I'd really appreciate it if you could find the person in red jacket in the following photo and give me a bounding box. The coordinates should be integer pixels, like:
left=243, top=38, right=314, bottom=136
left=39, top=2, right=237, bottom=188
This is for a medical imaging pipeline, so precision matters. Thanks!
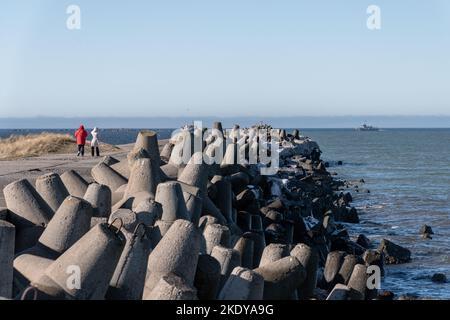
left=74, top=125, right=88, bottom=156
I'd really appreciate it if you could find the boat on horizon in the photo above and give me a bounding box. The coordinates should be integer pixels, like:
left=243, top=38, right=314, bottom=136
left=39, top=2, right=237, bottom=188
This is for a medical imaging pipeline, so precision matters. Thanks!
left=357, top=123, right=380, bottom=131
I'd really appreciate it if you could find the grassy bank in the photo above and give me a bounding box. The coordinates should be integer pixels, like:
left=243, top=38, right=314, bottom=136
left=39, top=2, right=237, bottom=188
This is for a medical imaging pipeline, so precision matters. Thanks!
left=0, top=133, right=119, bottom=160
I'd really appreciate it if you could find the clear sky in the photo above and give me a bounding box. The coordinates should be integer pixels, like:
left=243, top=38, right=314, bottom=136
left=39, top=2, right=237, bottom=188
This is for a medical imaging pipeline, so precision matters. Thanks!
left=0, top=0, right=449, bottom=118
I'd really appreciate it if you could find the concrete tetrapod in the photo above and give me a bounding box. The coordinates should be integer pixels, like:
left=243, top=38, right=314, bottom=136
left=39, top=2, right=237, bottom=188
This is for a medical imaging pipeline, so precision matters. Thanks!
left=143, top=219, right=201, bottom=296
left=290, top=243, right=319, bottom=299
left=198, top=215, right=220, bottom=232
left=0, top=208, right=8, bottom=220
left=107, top=224, right=152, bottom=300
left=91, top=162, right=128, bottom=192
left=326, top=283, right=351, bottom=300
left=3, top=179, right=54, bottom=228
left=4, top=179, right=53, bottom=252
left=183, top=190, right=202, bottom=225
left=210, top=245, right=241, bottom=291
left=259, top=243, right=289, bottom=267
left=132, top=130, right=171, bottom=181
left=194, top=254, right=221, bottom=300
left=254, top=256, right=306, bottom=300
left=144, top=273, right=197, bottom=300
left=35, top=173, right=69, bottom=212
left=246, top=218, right=266, bottom=268
left=203, top=223, right=231, bottom=255
left=60, top=170, right=89, bottom=198
left=133, top=130, right=161, bottom=164
left=322, top=251, right=346, bottom=290
left=127, top=147, right=150, bottom=169
left=337, top=254, right=360, bottom=285
left=111, top=161, right=131, bottom=180
left=38, top=196, right=93, bottom=254
left=0, top=220, right=15, bottom=298
left=31, top=222, right=126, bottom=300
left=160, top=162, right=179, bottom=180
left=347, top=264, right=369, bottom=300
left=217, top=266, right=264, bottom=300
left=250, top=214, right=264, bottom=231
left=13, top=196, right=93, bottom=290
left=236, top=211, right=252, bottom=232
left=13, top=246, right=54, bottom=295
left=212, top=178, right=233, bottom=223
left=125, top=158, right=162, bottom=198
left=160, top=142, right=175, bottom=162
left=83, top=183, right=112, bottom=218
left=133, top=198, right=162, bottom=227
left=221, top=143, right=238, bottom=166
left=154, top=182, right=190, bottom=237
left=111, top=184, right=127, bottom=206
left=202, top=196, right=228, bottom=225
left=177, top=152, right=209, bottom=193
left=108, top=209, right=154, bottom=239
left=112, top=189, right=153, bottom=212
left=233, top=232, right=255, bottom=269
left=102, top=156, right=120, bottom=166
left=179, top=182, right=202, bottom=225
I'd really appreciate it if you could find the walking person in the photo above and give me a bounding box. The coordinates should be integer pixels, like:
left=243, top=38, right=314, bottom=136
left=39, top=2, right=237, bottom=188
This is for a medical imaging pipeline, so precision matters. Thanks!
left=75, top=125, right=88, bottom=156
left=90, top=127, right=100, bottom=157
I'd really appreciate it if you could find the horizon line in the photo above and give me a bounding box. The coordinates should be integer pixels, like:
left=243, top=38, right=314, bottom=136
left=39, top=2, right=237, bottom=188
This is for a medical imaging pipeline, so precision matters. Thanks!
left=2, top=115, right=450, bottom=119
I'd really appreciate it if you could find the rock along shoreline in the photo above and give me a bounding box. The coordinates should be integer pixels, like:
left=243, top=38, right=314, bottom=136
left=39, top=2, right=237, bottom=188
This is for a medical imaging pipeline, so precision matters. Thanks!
left=0, top=122, right=410, bottom=300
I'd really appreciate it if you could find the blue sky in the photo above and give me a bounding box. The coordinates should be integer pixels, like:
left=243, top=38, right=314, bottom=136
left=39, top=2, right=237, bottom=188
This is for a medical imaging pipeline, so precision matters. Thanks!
left=0, top=0, right=449, bottom=118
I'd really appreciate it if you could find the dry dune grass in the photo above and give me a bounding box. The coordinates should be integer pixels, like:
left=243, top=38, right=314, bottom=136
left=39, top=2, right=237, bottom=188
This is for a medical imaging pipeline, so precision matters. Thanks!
left=0, top=133, right=119, bottom=160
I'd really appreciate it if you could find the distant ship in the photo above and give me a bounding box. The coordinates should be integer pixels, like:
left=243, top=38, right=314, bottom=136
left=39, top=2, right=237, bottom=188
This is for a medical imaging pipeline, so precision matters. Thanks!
left=357, top=123, right=380, bottom=131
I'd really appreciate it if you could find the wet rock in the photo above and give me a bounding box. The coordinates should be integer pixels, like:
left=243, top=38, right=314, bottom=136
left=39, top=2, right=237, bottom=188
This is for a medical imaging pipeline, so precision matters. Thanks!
left=419, top=224, right=434, bottom=235
left=431, top=273, right=447, bottom=283
left=362, top=249, right=385, bottom=276
left=375, top=290, right=395, bottom=300
left=335, top=207, right=359, bottom=223
left=343, top=192, right=352, bottom=204
left=356, top=234, right=371, bottom=249
left=378, top=239, right=411, bottom=264
left=420, top=225, right=434, bottom=239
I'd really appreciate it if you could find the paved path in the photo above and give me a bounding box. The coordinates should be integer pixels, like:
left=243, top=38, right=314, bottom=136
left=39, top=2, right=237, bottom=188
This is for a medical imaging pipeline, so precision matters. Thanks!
left=0, top=140, right=167, bottom=207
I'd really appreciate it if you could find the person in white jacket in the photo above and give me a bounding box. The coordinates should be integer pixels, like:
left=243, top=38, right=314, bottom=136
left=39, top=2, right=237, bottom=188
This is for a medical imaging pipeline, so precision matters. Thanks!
left=90, top=127, right=100, bottom=157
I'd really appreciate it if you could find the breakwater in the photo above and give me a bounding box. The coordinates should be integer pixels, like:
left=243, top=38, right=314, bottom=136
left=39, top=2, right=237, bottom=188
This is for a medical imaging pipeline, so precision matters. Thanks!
left=0, top=123, right=415, bottom=300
